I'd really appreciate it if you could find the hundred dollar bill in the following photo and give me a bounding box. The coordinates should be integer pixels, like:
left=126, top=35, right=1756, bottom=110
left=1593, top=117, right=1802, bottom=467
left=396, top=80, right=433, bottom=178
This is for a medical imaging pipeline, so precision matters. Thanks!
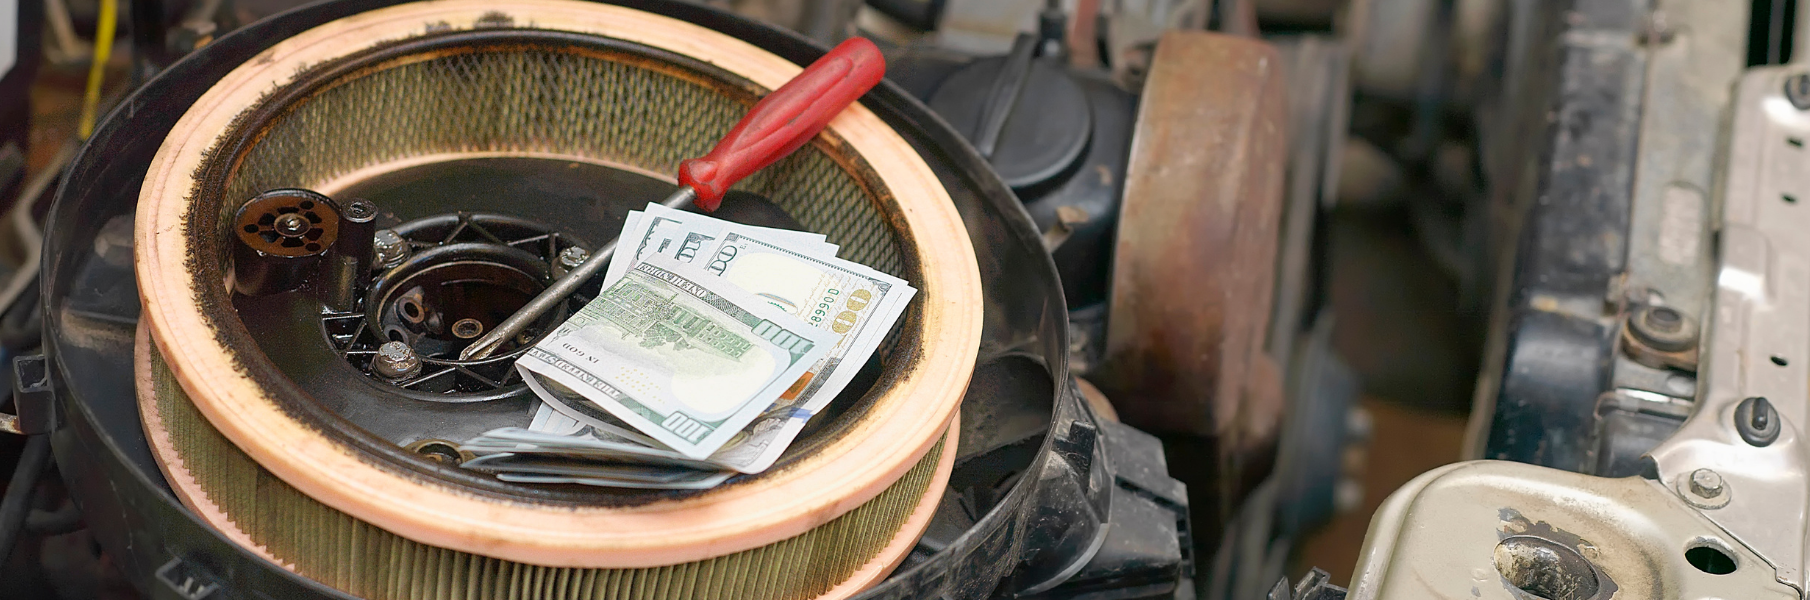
left=516, top=254, right=837, bottom=458
left=522, top=371, right=665, bottom=447
left=528, top=397, right=582, bottom=434
left=459, top=406, right=738, bottom=489
left=461, top=425, right=722, bottom=471
left=501, top=395, right=800, bottom=475
left=463, top=452, right=726, bottom=483
left=519, top=334, right=806, bottom=470
left=562, top=222, right=912, bottom=473
left=496, top=471, right=732, bottom=490
left=602, top=204, right=834, bottom=288
left=688, top=231, right=916, bottom=473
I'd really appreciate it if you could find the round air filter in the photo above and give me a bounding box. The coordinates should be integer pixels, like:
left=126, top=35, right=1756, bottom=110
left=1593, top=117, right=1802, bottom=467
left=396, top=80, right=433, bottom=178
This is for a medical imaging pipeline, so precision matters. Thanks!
left=129, top=1, right=982, bottom=598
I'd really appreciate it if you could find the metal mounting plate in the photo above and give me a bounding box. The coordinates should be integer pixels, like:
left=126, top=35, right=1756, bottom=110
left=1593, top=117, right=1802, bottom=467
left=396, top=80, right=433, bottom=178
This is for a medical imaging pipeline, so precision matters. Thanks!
left=1647, top=66, right=1810, bottom=592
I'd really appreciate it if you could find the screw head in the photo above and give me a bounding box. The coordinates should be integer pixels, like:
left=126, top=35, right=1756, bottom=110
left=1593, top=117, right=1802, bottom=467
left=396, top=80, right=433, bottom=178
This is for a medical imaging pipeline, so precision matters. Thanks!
left=1789, top=73, right=1810, bottom=110
left=1689, top=469, right=1725, bottom=498
left=344, top=199, right=378, bottom=222
left=273, top=213, right=311, bottom=238
left=372, top=341, right=422, bottom=380
left=558, top=246, right=590, bottom=269
left=373, top=229, right=409, bottom=267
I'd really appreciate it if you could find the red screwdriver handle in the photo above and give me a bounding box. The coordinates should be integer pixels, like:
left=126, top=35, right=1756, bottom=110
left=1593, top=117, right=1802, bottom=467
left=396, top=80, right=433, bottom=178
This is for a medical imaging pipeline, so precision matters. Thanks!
left=678, top=37, right=886, bottom=211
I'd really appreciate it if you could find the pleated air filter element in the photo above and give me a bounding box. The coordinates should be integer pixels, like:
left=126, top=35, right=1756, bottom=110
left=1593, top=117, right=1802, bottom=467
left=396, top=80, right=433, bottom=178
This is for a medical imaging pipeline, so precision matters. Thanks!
left=143, top=341, right=948, bottom=600
left=130, top=2, right=983, bottom=599
left=216, top=44, right=904, bottom=277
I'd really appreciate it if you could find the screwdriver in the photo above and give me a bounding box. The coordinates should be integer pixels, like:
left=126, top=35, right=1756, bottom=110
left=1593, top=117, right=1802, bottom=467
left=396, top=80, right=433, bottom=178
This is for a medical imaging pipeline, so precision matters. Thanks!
left=461, top=37, right=888, bottom=361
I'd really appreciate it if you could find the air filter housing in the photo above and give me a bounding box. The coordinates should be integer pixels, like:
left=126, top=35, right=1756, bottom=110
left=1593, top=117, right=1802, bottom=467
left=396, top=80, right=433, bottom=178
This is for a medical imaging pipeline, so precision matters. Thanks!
left=44, top=1, right=1128, bottom=599
left=126, top=1, right=983, bottom=598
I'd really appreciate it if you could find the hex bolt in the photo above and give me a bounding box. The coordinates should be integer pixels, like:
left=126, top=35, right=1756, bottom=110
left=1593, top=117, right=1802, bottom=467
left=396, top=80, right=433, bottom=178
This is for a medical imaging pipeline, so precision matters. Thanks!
left=373, top=229, right=409, bottom=268
left=1788, top=73, right=1810, bottom=111
left=558, top=246, right=590, bottom=270
left=1688, top=469, right=1725, bottom=499
left=372, top=341, right=422, bottom=380
left=274, top=213, right=310, bottom=238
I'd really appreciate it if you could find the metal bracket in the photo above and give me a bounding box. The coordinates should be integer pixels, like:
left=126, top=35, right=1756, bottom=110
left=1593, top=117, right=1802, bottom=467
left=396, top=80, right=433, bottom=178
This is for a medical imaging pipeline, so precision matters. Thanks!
left=1647, top=66, right=1810, bottom=592
left=154, top=557, right=222, bottom=600
left=1271, top=568, right=1346, bottom=600
left=1, top=355, right=57, bottom=435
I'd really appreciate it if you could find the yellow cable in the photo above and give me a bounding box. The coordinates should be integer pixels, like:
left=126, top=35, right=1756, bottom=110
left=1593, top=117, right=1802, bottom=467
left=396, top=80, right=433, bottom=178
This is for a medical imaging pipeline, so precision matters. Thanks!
left=77, top=0, right=118, bottom=140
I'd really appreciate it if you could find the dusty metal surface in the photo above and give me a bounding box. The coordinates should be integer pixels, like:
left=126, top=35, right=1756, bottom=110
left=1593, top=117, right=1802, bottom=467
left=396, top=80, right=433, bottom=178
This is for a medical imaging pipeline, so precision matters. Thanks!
left=1464, top=0, right=1647, bottom=470
left=1095, top=30, right=1287, bottom=513
left=1646, top=65, right=1810, bottom=592
left=1347, top=461, right=1798, bottom=600
left=1603, top=0, right=1747, bottom=418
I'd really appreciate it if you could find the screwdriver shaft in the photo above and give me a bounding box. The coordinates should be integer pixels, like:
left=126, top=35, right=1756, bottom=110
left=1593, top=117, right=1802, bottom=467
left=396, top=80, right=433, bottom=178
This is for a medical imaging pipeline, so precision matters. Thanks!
left=460, top=187, right=696, bottom=360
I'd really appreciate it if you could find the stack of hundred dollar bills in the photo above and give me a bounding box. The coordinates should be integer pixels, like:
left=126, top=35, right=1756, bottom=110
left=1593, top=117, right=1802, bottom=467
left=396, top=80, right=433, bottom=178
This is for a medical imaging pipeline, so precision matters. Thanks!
left=458, top=203, right=915, bottom=489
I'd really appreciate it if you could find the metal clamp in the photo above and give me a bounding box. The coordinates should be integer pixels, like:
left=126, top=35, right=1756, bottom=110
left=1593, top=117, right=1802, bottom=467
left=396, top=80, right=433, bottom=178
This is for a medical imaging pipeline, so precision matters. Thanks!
left=0, top=355, right=57, bottom=436
left=155, top=556, right=222, bottom=600
left=1271, top=568, right=1346, bottom=600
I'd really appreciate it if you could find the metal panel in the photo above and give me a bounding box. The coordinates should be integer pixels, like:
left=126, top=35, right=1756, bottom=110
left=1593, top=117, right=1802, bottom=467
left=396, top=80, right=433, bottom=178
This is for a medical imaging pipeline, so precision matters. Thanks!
left=1468, top=0, right=1646, bottom=470
left=1345, top=461, right=1798, bottom=600
left=1608, top=0, right=1748, bottom=398
left=1647, top=66, right=1810, bottom=593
